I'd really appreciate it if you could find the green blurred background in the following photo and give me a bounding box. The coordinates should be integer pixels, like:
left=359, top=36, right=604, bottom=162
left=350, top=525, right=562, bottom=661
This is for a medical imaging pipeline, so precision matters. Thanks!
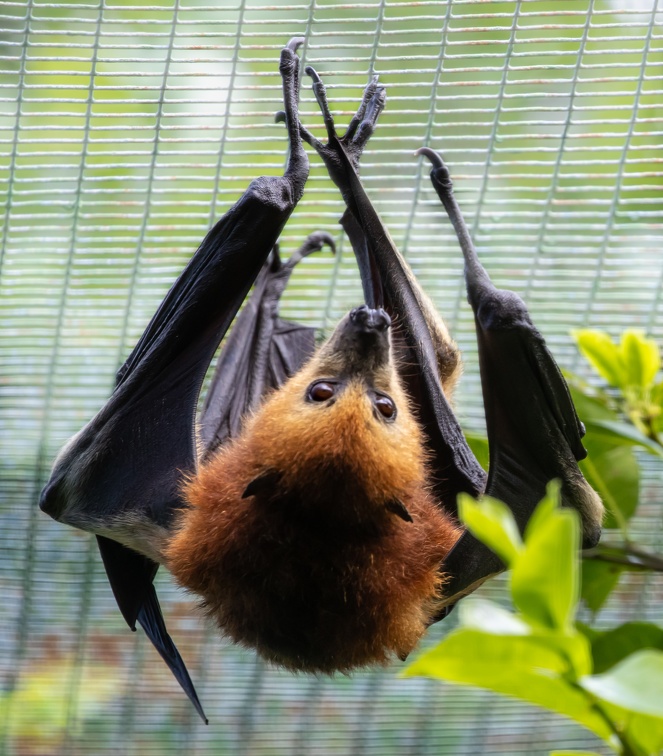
left=1, top=0, right=662, bottom=753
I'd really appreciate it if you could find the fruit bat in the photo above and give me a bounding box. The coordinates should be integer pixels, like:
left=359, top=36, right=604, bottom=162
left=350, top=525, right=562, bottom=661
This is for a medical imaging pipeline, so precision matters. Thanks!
left=38, top=39, right=604, bottom=722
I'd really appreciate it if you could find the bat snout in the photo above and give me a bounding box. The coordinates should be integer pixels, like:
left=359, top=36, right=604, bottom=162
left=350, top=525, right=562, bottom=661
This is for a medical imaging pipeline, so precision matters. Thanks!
left=349, top=305, right=391, bottom=333
left=322, top=305, right=393, bottom=376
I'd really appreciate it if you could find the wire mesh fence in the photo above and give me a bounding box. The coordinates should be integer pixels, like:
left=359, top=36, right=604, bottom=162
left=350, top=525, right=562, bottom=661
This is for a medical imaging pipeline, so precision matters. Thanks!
left=1, top=0, right=662, bottom=753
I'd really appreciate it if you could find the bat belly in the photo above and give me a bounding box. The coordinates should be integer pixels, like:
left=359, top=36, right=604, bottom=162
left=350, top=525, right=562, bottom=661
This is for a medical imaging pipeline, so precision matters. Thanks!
left=164, top=441, right=459, bottom=673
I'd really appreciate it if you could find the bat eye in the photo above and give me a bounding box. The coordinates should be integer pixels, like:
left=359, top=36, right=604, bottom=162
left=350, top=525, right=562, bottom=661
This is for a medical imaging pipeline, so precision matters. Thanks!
left=308, top=381, right=336, bottom=402
left=374, top=394, right=396, bottom=420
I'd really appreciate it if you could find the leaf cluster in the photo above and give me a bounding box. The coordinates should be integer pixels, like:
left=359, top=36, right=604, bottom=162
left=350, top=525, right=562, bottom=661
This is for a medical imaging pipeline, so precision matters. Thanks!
left=563, top=331, right=663, bottom=611
left=405, top=487, right=663, bottom=756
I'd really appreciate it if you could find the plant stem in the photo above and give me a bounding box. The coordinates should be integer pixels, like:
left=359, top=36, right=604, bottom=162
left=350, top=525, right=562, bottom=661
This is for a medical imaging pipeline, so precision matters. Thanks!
left=591, top=700, right=642, bottom=756
left=583, top=543, right=663, bottom=572
left=573, top=685, right=643, bottom=756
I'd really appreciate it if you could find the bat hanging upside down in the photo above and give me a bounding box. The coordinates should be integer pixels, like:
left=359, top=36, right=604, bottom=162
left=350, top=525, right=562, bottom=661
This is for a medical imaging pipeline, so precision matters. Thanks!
left=166, top=304, right=461, bottom=674
left=39, top=38, right=603, bottom=722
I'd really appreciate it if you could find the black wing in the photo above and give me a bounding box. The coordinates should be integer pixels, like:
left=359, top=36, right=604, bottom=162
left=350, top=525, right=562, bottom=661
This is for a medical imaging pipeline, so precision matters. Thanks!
left=39, top=38, right=310, bottom=721
left=199, top=231, right=334, bottom=458
left=418, top=147, right=603, bottom=604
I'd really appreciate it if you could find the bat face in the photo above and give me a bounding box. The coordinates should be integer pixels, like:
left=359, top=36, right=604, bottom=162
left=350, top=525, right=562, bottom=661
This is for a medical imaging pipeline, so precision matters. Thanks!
left=165, top=306, right=461, bottom=673
left=243, top=304, right=429, bottom=506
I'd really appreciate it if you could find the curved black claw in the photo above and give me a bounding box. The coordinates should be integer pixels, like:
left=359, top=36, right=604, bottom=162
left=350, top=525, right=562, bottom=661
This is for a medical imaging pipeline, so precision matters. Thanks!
left=415, top=146, right=444, bottom=169
left=286, top=36, right=305, bottom=53
left=301, top=66, right=386, bottom=169
left=346, top=76, right=379, bottom=142
left=287, top=230, right=335, bottom=267
left=415, top=146, right=453, bottom=190
left=350, top=77, right=385, bottom=153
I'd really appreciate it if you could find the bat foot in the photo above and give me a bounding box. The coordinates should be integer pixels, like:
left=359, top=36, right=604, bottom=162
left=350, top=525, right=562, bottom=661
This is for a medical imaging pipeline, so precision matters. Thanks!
left=287, top=231, right=336, bottom=265
left=416, top=147, right=452, bottom=190
left=286, top=36, right=305, bottom=53
left=279, top=39, right=309, bottom=199
left=298, top=66, right=386, bottom=194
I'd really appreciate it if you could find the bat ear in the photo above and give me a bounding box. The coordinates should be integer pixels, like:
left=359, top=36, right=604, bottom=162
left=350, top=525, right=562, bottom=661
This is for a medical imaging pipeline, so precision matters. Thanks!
left=242, top=470, right=282, bottom=499
left=385, top=498, right=413, bottom=523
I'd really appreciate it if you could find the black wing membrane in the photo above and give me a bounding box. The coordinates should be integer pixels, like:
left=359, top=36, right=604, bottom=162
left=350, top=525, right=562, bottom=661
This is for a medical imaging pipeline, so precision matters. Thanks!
left=39, top=38, right=310, bottom=721
left=418, top=147, right=602, bottom=604
left=199, top=231, right=334, bottom=459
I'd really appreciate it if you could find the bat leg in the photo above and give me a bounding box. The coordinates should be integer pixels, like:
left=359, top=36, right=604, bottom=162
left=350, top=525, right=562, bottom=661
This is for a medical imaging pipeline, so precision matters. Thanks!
left=419, top=147, right=603, bottom=608
left=298, top=67, right=386, bottom=189
left=300, top=70, right=462, bottom=394
left=280, top=38, right=309, bottom=187
left=300, top=71, right=486, bottom=507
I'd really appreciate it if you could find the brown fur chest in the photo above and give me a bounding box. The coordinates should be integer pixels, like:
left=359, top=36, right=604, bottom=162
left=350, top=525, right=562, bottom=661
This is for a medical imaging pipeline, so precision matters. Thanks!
left=165, top=447, right=459, bottom=673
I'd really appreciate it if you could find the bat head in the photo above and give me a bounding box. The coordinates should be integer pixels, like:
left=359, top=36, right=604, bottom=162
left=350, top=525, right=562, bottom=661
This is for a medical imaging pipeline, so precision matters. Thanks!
left=240, top=304, right=429, bottom=509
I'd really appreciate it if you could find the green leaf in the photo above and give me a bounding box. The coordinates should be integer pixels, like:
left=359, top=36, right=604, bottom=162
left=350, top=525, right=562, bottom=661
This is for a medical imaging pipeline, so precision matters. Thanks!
left=567, top=381, right=617, bottom=423
left=572, top=330, right=626, bottom=388
left=585, top=622, right=663, bottom=675
left=404, top=627, right=612, bottom=741
left=580, top=558, right=624, bottom=613
left=459, top=599, right=591, bottom=676
left=580, top=437, right=639, bottom=533
left=511, top=506, right=579, bottom=632
left=580, top=649, right=663, bottom=717
left=550, top=752, right=604, bottom=756
left=457, top=493, right=522, bottom=567
left=566, top=380, right=655, bottom=458
left=524, top=480, right=560, bottom=542
left=620, top=330, right=660, bottom=389
left=459, top=598, right=530, bottom=635
left=583, top=418, right=663, bottom=458
left=465, top=431, right=489, bottom=472
left=623, top=711, right=663, bottom=755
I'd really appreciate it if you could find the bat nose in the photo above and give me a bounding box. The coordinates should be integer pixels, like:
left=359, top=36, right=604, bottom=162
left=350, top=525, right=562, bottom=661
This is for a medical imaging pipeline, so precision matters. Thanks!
left=350, top=305, right=391, bottom=332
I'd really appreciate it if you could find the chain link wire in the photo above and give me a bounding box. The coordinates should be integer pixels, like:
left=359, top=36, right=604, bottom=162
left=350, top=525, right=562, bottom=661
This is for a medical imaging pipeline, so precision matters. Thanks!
left=1, top=1, right=662, bottom=753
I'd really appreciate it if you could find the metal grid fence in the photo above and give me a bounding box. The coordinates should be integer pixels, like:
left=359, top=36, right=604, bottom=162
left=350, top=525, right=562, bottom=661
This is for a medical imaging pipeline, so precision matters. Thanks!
left=1, top=1, right=662, bottom=754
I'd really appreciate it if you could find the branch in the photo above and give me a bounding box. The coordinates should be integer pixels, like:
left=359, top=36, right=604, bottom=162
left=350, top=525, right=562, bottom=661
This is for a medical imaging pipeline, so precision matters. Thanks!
left=583, top=543, right=663, bottom=573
